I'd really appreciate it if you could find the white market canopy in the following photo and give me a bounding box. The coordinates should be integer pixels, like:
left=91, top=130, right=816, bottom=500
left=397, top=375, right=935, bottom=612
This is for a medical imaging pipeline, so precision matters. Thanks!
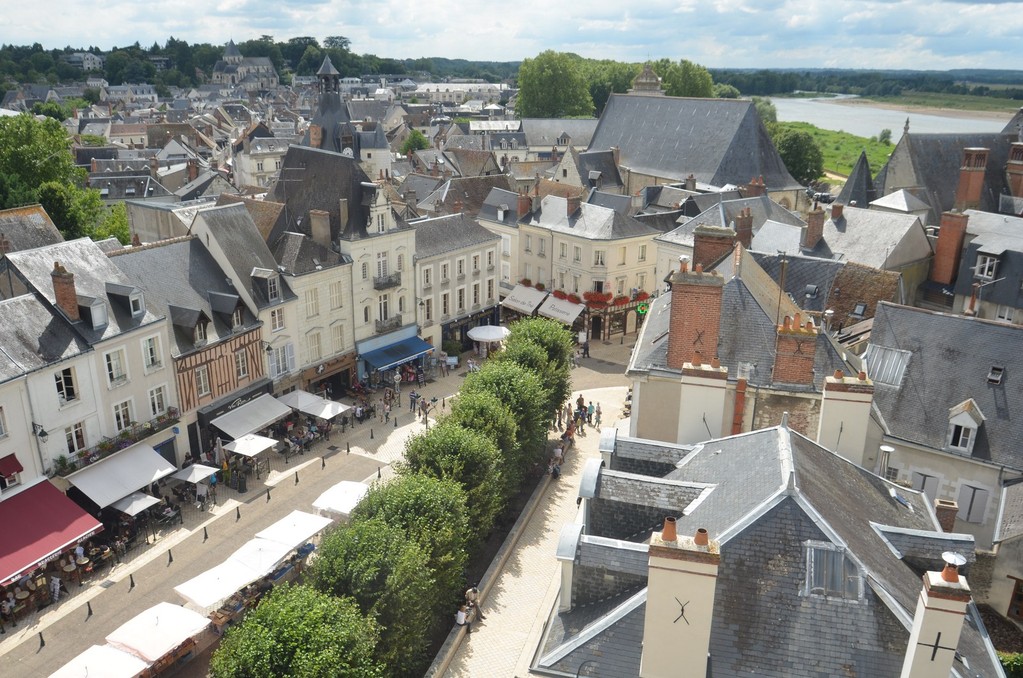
left=277, top=390, right=350, bottom=420
left=110, top=491, right=162, bottom=517
left=174, top=561, right=263, bottom=610
left=313, top=481, right=370, bottom=519
left=537, top=296, right=585, bottom=324
left=467, top=324, right=510, bottom=343
left=50, top=644, right=149, bottom=678
left=223, top=434, right=278, bottom=458
left=501, top=284, right=548, bottom=315
left=170, top=463, right=219, bottom=484
left=66, top=444, right=176, bottom=509
left=105, top=602, right=211, bottom=663
left=210, top=393, right=291, bottom=439
left=225, top=538, right=293, bottom=579
left=255, top=510, right=332, bottom=548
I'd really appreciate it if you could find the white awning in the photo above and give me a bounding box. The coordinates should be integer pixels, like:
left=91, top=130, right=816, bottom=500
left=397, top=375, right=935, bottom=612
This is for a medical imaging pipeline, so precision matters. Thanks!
left=170, top=463, right=219, bottom=484
left=66, top=444, right=176, bottom=509
left=223, top=434, right=278, bottom=458
left=210, top=393, right=291, bottom=439
left=277, top=390, right=351, bottom=420
left=255, top=510, right=331, bottom=548
left=105, top=602, right=211, bottom=663
left=50, top=644, right=149, bottom=678
left=225, top=538, right=293, bottom=578
left=501, top=284, right=548, bottom=315
left=110, top=492, right=162, bottom=516
left=313, top=481, right=370, bottom=519
left=537, top=296, right=585, bottom=324
left=174, top=561, right=262, bottom=610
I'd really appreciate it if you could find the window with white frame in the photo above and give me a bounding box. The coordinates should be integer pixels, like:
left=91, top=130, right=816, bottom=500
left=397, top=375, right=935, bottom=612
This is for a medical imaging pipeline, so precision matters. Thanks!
left=523, top=263, right=531, bottom=281
left=129, top=292, right=144, bottom=316
left=501, top=235, right=511, bottom=256
left=194, top=322, right=207, bottom=345
left=573, top=275, right=580, bottom=293
left=442, top=293, right=450, bottom=316
left=538, top=239, right=546, bottom=256
left=0, top=406, right=6, bottom=438
left=271, top=308, right=285, bottom=331
left=996, top=305, right=1015, bottom=323
left=594, top=250, right=605, bottom=266
left=524, top=235, right=532, bottom=252
left=948, top=424, right=974, bottom=452
left=560, top=243, right=567, bottom=259
left=65, top=422, right=86, bottom=455
left=397, top=254, right=404, bottom=272
left=330, top=282, right=343, bottom=310
left=232, top=307, right=244, bottom=330
left=911, top=471, right=940, bottom=503
left=637, top=273, right=646, bottom=290
left=957, top=484, right=990, bottom=524
left=105, top=349, right=128, bottom=386
left=195, top=365, right=211, bottom=396
left=472, top=254, right=480, bottom=271
left=423, top=267, right=432, bottom=287
left=457, top=258, right=465, bottom=277
left=619, top=246, right=627, bottom=265
left=441, top=263, right=449, bottom=281
left=55, top=367, right=78, bottom=403
left=267, top=275, right=281, bottom=301
left=805, top=541, right=861, bottom=600
left=332, top=325, right=344, bottom=352
left=473, top=283, right=480, bottom=306
left=235, top=349, right=248, bottom=379
left=142, top=336, right=162, bottom=370
left=361, top=262, right=369, bottom=280
left=573, top=246, right=581, bottom=263
left=457, top=288, right=466, bottom=311
left=305, top=289, right=320, bottom=318
left=308, top=332, right=322, bottom=362
left=424, top=298, right=433, bottom=321
left=113, top=399, right=133, bottom=432
left=638, top=244, right=647, bottom=262
left=616, top=277, right=626, bottom=295
left=377, top=252, right=389, bottom=278
left=363, top=306, right=370, bottom=323
left=975, top=254, right=999, bottom=280
left=378, top=295, right=390, bottom=321
left=148, top=385, right=167, bottom=417
left=487, top=279, right=494, bottom=301
left=268, top=344, right=295, bottom=378
left=398, top=296, right=406, bottom=314
left=487, top=250, right=494, bottom=268
left=501, top=262, right=511, bottom=283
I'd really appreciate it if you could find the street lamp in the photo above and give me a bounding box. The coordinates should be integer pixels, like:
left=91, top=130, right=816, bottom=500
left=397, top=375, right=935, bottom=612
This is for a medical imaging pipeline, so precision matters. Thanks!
left=32, top=423, right=48, bottom=442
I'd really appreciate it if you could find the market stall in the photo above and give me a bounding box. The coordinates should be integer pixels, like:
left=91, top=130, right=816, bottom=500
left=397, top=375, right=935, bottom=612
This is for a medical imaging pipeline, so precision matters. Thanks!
left=50, top=644, right=149, bottom=678
left=312, top=481, right=370, bottom=522
left=105, top=602, right=211, bottom=670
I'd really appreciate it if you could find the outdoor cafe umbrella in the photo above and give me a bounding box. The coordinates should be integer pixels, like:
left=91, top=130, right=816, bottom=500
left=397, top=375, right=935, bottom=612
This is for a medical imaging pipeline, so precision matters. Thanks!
left=467, top=325, right=510, bottom=343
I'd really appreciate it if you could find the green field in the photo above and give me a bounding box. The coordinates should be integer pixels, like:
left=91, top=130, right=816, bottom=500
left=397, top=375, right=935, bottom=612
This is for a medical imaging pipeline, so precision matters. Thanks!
left=774, top=121, right=894, bottom=179
left=860, top=92, right=1021, bottom=113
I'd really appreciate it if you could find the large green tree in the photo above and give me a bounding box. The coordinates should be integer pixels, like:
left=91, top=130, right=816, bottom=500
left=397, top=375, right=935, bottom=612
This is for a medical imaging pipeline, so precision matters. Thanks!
left=516, top=50, right=594, bottom=118
left=36, top=181, right=103, bottom=240
left=210, top=584, right=382, bottom=678
left=0, top=114, right=82, bottom=195
left=447, top=390, right=519, bottom=501
left=652, top=59, right=714, bottom=98
left=773, top=128, right=825, bottom=185
left=582, top=60, right=640, bottom=115
left=310, top=519, right=436, bottom=676
left=399, top=129, right=430, bottom=155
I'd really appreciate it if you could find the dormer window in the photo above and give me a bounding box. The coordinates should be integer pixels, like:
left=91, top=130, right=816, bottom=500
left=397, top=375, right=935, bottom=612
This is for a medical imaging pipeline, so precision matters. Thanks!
left=232, top=307, right=244, bottom=330
left=947, top=398, right=984, bottom=455
left=194, top=322, right=207, bottom=345
left=129, top=292, right=144, bottom=316
left=267, top=275, right=280, bottom=302
left=975, top=254, right=998, bottom=280
left=804, top=541, right=861, bottom=600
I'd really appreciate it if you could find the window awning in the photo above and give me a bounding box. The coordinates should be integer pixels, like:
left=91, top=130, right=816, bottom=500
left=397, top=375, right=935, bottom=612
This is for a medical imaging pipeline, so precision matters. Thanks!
left=0, top=453, right=24, bottom=477
left=66, top=443, right=176, bottom=509
left=537, top=296, right=585, bottom=324
left=210, top=393, right=291, bottom=439
left=277, top=390, right=351, bottom=420
left=362, top=336, right=434, bottom=372
left=501, top=284, right=548, bottom=315
left=0, top=481, right=103, bottom=585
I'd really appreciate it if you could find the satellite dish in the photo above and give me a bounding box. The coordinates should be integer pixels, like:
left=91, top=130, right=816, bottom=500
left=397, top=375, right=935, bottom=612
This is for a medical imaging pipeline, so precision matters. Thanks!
left=942, top=552, right=967, bottom=568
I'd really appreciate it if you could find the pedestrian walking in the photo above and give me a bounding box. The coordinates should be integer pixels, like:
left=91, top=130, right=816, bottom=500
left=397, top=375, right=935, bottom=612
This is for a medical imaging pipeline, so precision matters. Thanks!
left=576, top=394, right=585, bottom=411
left=384, top=402, right=391, bottom=423
left=465, top=584, right=486, bottom=620
left=582, top=341, right=590, bottom=358
left=587, top=401, right=595, bottom=425
left=409, top=390, right=419, bottom=413
left=595, top=403, right=602, bottom=430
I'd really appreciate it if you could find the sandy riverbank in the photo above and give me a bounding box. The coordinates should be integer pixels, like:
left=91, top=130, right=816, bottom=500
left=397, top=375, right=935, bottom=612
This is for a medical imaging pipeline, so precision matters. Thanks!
left=828, top=97, right=1016, bottom=122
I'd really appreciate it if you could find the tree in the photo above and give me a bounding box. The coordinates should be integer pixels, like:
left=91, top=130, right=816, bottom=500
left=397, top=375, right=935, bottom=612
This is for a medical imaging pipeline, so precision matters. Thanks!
left=399, top=129, right=430, bottom=155
left=653, top=59, right=714, bottom=98
left=878, top=128, right=893, bottom=145
left=713, top=83, right=741, bottom=99
left=582, top=60, right=639, bottom=116
left=36, top=181, right=103, bottom=240
left=773, top=128, right=824, bottom=185
left=310, top=519, right=436, bottom=676
left=324, top=36, right=352, bottom=52
left=210, top=584, right=382, bottom=678
left=0, top=114, right=82, bottom=200
left=447, top=390, right=519, bottom=501
left=751, top=96, right=777, bottom=125
left=502, top=317, right=574, bottom=422
left=516, top=50, right=594, bottom=118
left=92, top=202, right=130, bottom=243
left=399, top=421, right=505, bottom=544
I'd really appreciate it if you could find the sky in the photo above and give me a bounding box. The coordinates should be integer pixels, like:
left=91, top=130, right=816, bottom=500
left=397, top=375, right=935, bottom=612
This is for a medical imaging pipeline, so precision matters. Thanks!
left=4, top=0, right=1022, bottom=71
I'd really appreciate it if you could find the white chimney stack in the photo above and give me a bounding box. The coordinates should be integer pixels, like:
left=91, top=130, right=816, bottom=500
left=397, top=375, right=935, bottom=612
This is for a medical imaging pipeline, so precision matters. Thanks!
left=899, top=552, right=971, bottom=678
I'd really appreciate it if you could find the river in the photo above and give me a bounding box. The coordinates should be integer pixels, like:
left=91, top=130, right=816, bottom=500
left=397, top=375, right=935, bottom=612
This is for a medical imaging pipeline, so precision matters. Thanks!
left=772, top=94, right=1013, bottom=141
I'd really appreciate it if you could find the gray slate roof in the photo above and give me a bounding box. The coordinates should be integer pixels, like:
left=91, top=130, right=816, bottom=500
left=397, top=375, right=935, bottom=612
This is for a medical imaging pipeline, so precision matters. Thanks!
left=520, top=118, right=599, bottom=148
left=952, top=210, right=1023, bottom=307
left=0, top=205, right=64, bottom=251
left=836, top=150, right=876, bottom=207
left=869, top=301, right=1023, bottom=470
left=529, top=195, right=659, bottom=241
left=0, top=293, right=91, bottom=383
left=588, top=94, right=801, bottom=190
left=412, top=212, right=500, bottom=259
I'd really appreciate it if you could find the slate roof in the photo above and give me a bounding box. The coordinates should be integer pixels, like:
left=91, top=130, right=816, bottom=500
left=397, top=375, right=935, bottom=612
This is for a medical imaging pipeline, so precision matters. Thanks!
left=412, top=212, right=500, bottom=259
left=0, top=205, right=64, bottom=251
left=536, top=425, right=1002, bottom=677
left=750, top=251, right=846, bottom=314
left=109, top=237, right=260, bottom=356
left=444, top=147, right=498, bottom=177
left=520, top=118, right=599, bottom=148
left=836, top=150, right=876, bottom=207
left=478, top=187, right=523, bottom=228
left=568, top=148, right=624, bottom=191
left=529, top=195, right=659, bottom=241
left=868, top=302, right=1023, bottom=471
left=270, top=231, right=349, bottom=276
left=870, top=189, right=931, bottom=213
left=661, top=195, right=802, bottom=250
left=0, top=293, right=91, bottom=383
left=952, top=210, right=1023, bottom=307
left=88, top=173, right=173, bottom=201
left=813, top=206, right=926, bottom=269
left=588, top=94, right=801, bottom=190
left=417, top=175, right=515, bottom=216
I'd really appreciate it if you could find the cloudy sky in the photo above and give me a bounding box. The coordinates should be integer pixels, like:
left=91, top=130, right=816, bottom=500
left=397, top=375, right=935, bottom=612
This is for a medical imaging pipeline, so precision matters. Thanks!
left=5, top=0, right=1021, bottom=70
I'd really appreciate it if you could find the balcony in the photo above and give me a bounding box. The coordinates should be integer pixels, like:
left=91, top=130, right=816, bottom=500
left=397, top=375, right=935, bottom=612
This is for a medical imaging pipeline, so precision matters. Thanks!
left=375, top=314, right=402, bottom=334
left=373, top=271, right=401, bottom=290
left=53, top=407, right=180, bottom=476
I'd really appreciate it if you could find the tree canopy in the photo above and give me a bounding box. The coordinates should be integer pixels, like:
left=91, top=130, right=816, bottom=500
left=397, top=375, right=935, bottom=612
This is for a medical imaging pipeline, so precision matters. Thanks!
left=399, top=129, right=430, bottom=156
left=515, top=50, right=594, bottom=118
left=447, top=390, right=519, bottom=500
left=652, top=58, right=715, bottom=98
left=773, top=128, right=825, bottom=185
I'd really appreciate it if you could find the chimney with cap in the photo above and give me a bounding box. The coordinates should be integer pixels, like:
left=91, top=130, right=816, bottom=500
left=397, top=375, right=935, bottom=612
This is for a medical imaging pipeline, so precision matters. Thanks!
left=641, top=522, right=720, bottom=678
left=734, top=207, right=753, bottom=249
left=309, top=209, right=331, bottom=249
left=692, top=224, right=736, bottom=270
left=954, top=147, right=989, bottom=211
left=934, top=499, right=959, bottom=532
left=899, top=553, right=972, bottom=678
left=51, top=261, right=80, bottom=322
left=1007, top=142, right=1023, bottom=198
left=831, top=202, right=844, bottom=221
left=566, top=195, right=581, bottom=217
left=666, top=258, right=724, bottom=370
left=802, top=206, right=825, bottom=250
left=930, top=211, right=969, bottom=286
left=817, top=369, right=874, bottom=463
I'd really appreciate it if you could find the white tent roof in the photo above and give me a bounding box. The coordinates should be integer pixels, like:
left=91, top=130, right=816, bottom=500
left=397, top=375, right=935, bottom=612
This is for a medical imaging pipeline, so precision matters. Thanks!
left=277, top=390, right=350, bottom=420
left=66, top=444, right=176, bottom=508
left=50, top=644, right=149, bottom=678
left=105, top=602, right=210, bottom=662
left=170, top=464, right=219, bottom=484
left=174, top=561, right=262, bottom=610
left=110, top=491, right=161, bottom=516
left=313, top=481, right=370, bottom=519
left=225, top=538, right=293, bottom=577
left=223, top=434, right=277, bottom=458
left=501, top=284, right=548, bottom=315
left=467, top=324, right=510, bottom=342
left=255, top=510, right=331, bottom=548
left=537, top=296, right=585, bottom=324
left=210, top=393, right=290, bottom=439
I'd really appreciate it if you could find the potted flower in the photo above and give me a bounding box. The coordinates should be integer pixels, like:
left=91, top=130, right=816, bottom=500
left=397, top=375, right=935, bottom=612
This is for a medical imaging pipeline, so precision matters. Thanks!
left=634, top=290, right=650, bottom=302
left=520, top=278, right=531, bottom=287
left=535, top=282, right=545, bottom=291
left=552, top=289, right=568, bottom=300
left=613, top=295, right=630, bottom=306
left=567, top=293, right=581, bottom=305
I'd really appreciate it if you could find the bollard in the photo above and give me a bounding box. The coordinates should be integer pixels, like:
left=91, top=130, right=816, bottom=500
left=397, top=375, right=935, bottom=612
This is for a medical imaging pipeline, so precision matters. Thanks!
left=377, top=466, right=381, bottom=479
left=321, top=457, right=326, bottom=470
left=370, top=428, right=374, bottom=440
left=236, top=506, right=241, bottom=521
left=86, top=601, right=93, bottom=619
left=266, top=489, right=271, bottom=503
left=394, top=417, right=398, bottom=428
left=168, top=549, right=174, bottom=565
left=346, top=442, right=350, bottom=455
left=39, top=632, right=45, bottom=648
left=295, top=471, right=299, bottom=485
left=203, top=527, right=209, bottom=542
left=129, top=574, right=135, bottom=591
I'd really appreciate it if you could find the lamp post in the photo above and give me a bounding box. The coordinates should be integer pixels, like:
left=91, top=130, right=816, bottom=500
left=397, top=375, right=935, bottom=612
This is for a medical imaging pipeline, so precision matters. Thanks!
left=31, top=423, right=48, bottom=475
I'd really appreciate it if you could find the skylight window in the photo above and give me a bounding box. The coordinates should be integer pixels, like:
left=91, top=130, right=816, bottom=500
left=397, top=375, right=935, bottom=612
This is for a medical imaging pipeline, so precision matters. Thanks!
left=988, top=366, right=1004, bottom=385
left=864, top=345, right=911, bottom=386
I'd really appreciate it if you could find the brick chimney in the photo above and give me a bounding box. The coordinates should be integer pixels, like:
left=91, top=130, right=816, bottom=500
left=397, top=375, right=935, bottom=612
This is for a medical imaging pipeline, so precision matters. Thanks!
left=930, top=211, right=969, bottom=286
left=802, top=206, right=825, bottom=250
left=51, top=261, right=80, bottom=322
left=734, top=207, right=753, bottom=249
left=566, top=195, right=581, bottom=217
left=640, top=523, right=720, bottom=678
left=954, top=147, right=989, bottom=211
left=773, top=314, right=817, bottom=385
left=309, top=123, right=323, bottom=149
left=309, top=209, right=331, bottom=249
left=1007, top=142, right=1023, bottom=198
left=743, top=176, right=766, bottom=198
left=692, top=224, right=736, bottom=270
left=517, top=190, right=532, bottom=218
left=831, top=202, right=844, bottom=221
left=149, top=156, right=159, bottom=179
left=934, top=499, right=959, bottom=532
left=187, top=158, right=198, bottom=182
left=666, top=259, right=724, bottom=370
left=900, top=554, right=972, bottom=678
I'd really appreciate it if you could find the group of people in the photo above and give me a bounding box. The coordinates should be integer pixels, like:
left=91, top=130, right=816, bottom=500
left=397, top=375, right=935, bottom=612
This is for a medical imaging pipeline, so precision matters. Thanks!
left=455, top=583, right=487, bottom=633
left=559, top=394, right=601, bottom=433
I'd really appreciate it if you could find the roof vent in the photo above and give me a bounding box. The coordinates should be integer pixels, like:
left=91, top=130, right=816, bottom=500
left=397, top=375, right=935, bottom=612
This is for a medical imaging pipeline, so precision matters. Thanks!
left=988, top=366, right=1004, bottom=384
left=804, top=284, right=819, bottom=299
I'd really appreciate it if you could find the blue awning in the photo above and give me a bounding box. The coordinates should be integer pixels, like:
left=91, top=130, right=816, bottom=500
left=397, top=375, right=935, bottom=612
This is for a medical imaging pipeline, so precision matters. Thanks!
left=361, top=336, right=434, bottom=372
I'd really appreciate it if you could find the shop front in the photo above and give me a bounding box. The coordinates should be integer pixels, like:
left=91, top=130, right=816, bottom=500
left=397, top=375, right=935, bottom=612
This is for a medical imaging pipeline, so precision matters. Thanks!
left=442, top=305, right=500, bottom=352
left=193, top=378, right=273, bottom=460
left=356, top=325, right=435, bottom=389
left=499, top=284, right=547, bottom=322
left=300, top=351, right=356, bottom=401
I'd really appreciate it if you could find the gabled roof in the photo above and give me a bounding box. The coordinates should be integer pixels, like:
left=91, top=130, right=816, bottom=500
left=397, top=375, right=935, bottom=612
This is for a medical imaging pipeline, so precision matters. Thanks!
left=478, top=187, right=522, bottom=228
left=836, top=150, right=876, bottom=207
left=418, top=175, right=515, bottom=217
left=270, top=231, right=349, bottom=276
left=529, top=195, right=659, bottom=241
left=869, top=188, right=931, bottom=213
left=589, top=94, right=800, bottom=190
left=520, top=118, right=599, bottom=148
left=952, top=211, right=1023, bottom=305
left=0, top=205, right=63, bottom=252
left=413, top=212, right=500, bottom=259
left=868, top=302, right=1023, bottom=470
left=815, top=205, right=926, bottom=269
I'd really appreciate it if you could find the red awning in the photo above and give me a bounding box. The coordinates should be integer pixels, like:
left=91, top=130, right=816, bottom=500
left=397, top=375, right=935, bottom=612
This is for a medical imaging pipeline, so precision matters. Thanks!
left=0, top=481, right=103, bottom=586
left=0, top=454, right=23, bottom=477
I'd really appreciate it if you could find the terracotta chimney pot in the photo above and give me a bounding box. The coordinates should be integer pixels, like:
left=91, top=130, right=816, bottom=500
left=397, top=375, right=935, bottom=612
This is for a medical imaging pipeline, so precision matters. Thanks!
left=662, top=517, right=677, bottom=542
left=941, top=562, right=960, bottom=583
left=694, top=528, right=709, bottom=547
left=834, top=369, right=844, bottom=380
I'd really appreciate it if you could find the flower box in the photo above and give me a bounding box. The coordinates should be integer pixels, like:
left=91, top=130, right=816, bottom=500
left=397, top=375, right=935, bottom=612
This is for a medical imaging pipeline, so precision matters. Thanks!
left=552, top=289, right=568, bottom=300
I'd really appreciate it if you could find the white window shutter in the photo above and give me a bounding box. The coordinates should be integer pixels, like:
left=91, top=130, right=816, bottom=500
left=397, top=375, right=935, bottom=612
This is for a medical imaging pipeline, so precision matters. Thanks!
left=286, top=343, right=296, bottom=373
left=957, top=485, right=989, bottom=524
left=911, top=472, right=939, bottom=503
